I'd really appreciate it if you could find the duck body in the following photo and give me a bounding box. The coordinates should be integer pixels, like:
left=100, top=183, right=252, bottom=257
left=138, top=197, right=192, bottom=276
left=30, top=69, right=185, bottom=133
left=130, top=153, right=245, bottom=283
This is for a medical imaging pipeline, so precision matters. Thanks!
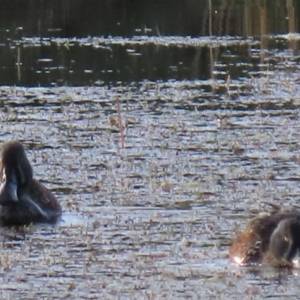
left=0, top=141, right=62, bottom=226
left=230, top=205, right=300, bottom=267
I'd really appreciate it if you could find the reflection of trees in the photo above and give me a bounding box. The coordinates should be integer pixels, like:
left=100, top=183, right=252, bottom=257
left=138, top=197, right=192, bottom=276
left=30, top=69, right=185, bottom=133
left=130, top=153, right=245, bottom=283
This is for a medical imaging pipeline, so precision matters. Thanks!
left=0, top=1, right=298, bottom=38
left=0, top=0, right=299, bottom=86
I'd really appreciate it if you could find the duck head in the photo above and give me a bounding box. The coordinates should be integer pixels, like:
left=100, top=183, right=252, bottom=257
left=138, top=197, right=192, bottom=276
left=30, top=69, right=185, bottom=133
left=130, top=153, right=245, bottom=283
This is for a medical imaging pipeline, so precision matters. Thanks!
left=0, top=141, right=33, bottom=205
left=269, top=217, right=300, bottom=263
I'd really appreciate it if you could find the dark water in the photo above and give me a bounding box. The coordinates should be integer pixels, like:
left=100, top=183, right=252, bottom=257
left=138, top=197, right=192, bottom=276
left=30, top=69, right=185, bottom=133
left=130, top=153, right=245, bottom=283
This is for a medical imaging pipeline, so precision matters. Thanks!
left=0, top=0, right=299, bottom=86
left=0, top=0, right=300, bottom=299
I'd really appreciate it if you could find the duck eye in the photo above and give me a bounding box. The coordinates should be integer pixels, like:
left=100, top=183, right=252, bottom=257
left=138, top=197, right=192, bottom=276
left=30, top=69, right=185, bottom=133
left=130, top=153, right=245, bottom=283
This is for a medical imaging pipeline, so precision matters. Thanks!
left=284, top=236, right=289, bottom=242
left=254, top=241, right=261, bottom=248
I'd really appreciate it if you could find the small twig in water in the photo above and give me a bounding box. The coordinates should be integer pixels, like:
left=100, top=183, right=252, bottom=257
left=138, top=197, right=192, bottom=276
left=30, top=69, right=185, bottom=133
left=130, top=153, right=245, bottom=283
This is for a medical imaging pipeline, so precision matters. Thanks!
left=116, top=97, right=125, bottom=148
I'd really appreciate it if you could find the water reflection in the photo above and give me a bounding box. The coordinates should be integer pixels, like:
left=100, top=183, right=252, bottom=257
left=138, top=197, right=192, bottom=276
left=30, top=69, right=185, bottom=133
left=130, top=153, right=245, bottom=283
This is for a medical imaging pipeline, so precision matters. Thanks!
left=4, top=36, right=298, bottom=86
left=0, top=1, right=299, bottom=86
left=1, top=0, right=299, bottom=38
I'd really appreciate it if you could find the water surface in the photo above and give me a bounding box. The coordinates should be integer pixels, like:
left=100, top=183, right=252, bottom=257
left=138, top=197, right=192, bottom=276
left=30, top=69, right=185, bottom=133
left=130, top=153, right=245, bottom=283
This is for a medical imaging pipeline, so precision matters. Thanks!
left=1, top=0, right=300, bottom=299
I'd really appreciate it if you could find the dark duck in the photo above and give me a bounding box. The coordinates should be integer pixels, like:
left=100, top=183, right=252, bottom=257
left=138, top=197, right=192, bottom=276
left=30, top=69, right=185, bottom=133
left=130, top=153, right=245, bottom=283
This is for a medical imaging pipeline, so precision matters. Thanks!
left=0, top=140, right=62, bottom=225
left=230, top=203, right=300, bottom=267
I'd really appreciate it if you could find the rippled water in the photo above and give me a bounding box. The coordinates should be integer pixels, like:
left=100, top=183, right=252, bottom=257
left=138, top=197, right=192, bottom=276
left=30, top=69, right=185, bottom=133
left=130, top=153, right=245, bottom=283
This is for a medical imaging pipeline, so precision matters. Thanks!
left=0, top=0, right=300, bottom=297
left=0, top=52, right=300, bottom=298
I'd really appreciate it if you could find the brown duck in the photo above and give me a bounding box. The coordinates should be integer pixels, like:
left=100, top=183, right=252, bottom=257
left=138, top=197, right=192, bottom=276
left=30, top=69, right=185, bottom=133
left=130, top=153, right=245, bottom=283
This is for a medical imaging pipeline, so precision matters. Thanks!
left=230, top=203, right=300, bottom=267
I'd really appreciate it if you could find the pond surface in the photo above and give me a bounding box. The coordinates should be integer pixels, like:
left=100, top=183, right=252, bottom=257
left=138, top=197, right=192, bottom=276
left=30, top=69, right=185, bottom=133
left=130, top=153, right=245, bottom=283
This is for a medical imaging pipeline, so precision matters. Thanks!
left=1, top=0, right=300, bottom=299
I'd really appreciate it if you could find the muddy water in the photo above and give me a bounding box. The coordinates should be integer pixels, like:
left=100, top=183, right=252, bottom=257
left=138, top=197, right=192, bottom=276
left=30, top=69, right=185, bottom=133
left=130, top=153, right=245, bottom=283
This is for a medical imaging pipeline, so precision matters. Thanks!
left=0, top=59, right=300, bottom=298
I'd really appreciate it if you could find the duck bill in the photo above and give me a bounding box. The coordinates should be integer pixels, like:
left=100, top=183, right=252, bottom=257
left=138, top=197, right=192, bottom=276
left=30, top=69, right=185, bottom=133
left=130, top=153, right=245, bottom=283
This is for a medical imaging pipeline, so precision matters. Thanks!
left=0, top=180, right=18, bottom=205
